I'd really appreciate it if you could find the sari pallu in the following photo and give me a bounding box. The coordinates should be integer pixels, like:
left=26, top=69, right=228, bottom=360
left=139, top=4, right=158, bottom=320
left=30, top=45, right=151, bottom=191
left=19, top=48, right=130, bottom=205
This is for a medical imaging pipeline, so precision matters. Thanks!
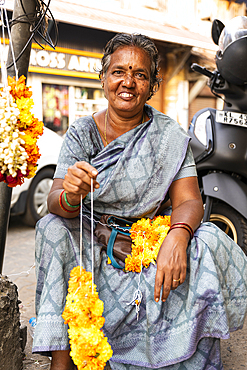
left=54, top=105, right=196, bottom=219
left=33, top=106, right=247, bottom=368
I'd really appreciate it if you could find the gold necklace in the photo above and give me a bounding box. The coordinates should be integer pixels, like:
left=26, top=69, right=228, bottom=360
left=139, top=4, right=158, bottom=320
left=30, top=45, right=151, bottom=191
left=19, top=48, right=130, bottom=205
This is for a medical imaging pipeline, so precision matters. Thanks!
left=104, top=109, right=108, bottom=144
left=142, top=113, right=145, bottom=124
left=93, top=109, right=145, bottom=146
left=92, top=111, right=108, bottom=145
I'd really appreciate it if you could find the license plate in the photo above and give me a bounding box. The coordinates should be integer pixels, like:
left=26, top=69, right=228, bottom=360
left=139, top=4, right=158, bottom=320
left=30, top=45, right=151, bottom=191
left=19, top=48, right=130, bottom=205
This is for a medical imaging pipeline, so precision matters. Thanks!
left=216, top=110, right=247, bottom=127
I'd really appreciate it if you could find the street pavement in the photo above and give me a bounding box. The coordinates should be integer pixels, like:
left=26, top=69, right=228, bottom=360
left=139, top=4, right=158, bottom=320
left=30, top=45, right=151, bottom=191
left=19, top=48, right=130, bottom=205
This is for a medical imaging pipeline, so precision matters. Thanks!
left=2, top=215, right=247, bottom=370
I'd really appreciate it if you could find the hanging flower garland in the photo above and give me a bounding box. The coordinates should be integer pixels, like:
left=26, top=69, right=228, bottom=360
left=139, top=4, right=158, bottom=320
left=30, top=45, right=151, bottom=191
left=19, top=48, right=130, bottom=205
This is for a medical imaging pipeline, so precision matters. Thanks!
left=62, top=215, right=170, bottom=368
left=0, top=75, right=44, bottom=187
left=62, top=266, right=113, bottom=370
left=125, top=215, right=171, bottom=273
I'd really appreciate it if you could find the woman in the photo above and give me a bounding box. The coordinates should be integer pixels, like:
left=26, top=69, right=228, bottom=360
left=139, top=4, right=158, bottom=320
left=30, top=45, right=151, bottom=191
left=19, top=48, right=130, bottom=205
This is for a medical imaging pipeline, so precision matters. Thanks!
left=33, top=33, right=247, bottom=370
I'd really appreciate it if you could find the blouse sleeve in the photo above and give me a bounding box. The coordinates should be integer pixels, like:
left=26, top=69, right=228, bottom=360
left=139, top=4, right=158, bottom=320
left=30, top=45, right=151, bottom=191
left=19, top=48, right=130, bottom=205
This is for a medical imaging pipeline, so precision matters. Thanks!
left=173, top=144, right=197, bottom=181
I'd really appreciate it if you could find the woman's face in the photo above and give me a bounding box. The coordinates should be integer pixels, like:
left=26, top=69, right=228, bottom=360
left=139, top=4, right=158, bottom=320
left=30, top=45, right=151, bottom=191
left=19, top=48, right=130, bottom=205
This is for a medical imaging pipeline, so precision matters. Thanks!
left=102, top=46, right=151, bottom=116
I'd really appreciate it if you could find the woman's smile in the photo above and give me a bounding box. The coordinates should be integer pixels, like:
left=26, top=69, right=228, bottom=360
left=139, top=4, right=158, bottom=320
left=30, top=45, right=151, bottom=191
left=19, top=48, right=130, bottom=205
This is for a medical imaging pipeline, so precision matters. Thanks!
left=119, top=92, right=134, bottom=97
left=118, top=92, right=135, bottom=99
left=103, top=46, right=151, bottom=115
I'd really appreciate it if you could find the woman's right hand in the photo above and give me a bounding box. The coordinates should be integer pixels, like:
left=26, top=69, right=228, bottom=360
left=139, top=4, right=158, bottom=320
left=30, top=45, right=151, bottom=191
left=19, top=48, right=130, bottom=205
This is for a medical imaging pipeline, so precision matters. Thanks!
left=47, top=161, right=99, bottom=217
left=63, top=161, right=99, bottom=204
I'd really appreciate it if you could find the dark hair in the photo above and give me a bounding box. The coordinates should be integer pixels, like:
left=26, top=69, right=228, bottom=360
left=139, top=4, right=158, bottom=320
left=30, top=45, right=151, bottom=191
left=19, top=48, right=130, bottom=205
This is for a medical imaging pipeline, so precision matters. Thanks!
left=99, top=33, right=161, bottom=100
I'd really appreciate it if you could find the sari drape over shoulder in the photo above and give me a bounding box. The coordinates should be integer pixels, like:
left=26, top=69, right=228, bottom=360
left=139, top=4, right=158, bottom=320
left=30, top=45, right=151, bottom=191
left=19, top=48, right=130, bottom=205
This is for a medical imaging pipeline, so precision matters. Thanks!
left=33, top=106, right=247, bottom=370
left=54, top=105, right=196, bottom=218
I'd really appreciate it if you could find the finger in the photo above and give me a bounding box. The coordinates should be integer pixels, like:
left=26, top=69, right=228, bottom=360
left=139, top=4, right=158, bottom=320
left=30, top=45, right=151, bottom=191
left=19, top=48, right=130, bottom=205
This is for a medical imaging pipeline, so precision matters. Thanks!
left=179, top=267, right=187, bottom=285
left=65, top=171, right=98, bottom=189
left=171, top=262, right=187, bottom=290
left=67, top=166, right=96, bottom=184
left=76, top=161, right=98, bottom=179
left=178, top=257, right=187, bottom=286
left=63, top=180, right=91, bottom=195
left=66, top=165, right=99, bottom=190
left=171, top=276, right=181, bottom=290
left=161, top=273, right=172, bottom=302
left=154, top=269, right=165, bottom=302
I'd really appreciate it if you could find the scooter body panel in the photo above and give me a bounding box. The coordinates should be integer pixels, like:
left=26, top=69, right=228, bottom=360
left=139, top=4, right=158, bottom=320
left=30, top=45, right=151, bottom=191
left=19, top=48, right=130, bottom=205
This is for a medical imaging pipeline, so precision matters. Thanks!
left=189, top=16, right=247, bottom=248
left=189, top=108, right=247, bottom=179
left=202, top=172, right=247, bottom=219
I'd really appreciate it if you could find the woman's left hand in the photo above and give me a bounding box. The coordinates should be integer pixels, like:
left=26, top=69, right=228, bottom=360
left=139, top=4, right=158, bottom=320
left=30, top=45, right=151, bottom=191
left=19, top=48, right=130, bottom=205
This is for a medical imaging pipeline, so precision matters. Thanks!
left=154, top=228, right=189, bottom=302
left=153, top=176, right=204, bottom=302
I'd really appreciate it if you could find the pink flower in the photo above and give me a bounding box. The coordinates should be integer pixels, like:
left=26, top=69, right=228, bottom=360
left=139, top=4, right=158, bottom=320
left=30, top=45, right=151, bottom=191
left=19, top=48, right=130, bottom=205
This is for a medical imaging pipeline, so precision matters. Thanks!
left=6, top=175, right=18, bottom=186
left=6, top=173, right=24, bottom=187
left=0, top=173, right=5, bottom=182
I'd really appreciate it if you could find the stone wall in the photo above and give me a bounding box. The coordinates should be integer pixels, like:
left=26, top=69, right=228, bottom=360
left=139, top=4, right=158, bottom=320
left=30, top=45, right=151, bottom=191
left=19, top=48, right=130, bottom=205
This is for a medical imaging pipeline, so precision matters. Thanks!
left=0, top=275, right=23, bottom=370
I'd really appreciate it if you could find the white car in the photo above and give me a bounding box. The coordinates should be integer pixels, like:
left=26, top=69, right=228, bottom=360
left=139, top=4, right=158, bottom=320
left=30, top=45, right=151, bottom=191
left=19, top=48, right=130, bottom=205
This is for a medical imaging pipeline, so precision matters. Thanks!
left=11, top=127, right=63, bottom=226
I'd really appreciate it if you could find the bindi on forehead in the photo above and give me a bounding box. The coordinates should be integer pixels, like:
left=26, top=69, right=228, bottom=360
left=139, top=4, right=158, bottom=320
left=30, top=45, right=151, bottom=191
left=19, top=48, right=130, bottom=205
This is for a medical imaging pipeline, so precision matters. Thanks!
left=129, top=66, right=132, bottom=69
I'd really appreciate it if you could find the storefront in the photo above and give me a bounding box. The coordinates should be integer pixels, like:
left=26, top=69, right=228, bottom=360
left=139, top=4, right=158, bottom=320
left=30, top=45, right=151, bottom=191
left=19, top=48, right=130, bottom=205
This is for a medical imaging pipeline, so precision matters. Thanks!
left=1, top=7, right=218, bottom=133
left=28, top=42, right=108, bottom=136
left=23, top=15, right=216, bottom=134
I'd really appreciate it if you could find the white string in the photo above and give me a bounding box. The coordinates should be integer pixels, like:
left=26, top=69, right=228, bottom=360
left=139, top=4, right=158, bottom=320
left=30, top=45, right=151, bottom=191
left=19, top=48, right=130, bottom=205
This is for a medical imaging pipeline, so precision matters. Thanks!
left=7, top=263, right=35, bottom=277
left=0, top=1, right=18, bottom=117
left=0, top=7, right=7, bottom=88
left=80, top=179, right=144, bottom=318
left=30, top=358, right=50, bottom=367
left=82, top=212, right=140, bottom=235
left=78, top=210, right=142, bottom=242
left=79, top=194, right=83, bottom=274
left=91, top=178, right=94, bottom=294
left=78, top=180, right=97, bottom=294
left=126, top=232, right=144, bottom=320
left=3, top=6, right=18, bottom=80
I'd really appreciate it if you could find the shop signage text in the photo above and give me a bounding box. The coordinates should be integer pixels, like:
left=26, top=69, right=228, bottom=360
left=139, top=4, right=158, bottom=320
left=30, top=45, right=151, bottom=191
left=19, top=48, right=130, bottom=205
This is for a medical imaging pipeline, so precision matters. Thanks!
left=0, top=41, right=103, bottom=79
left=30, top=49, right=102, bottom=74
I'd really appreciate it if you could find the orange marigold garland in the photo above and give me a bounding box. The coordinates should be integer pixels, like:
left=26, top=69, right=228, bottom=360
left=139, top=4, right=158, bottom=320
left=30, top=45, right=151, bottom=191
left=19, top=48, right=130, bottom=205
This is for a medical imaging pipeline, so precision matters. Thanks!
left=63, top=216, right=170, bottom=366
left=62, top=266, right=113, bottom=370
left=125, top=215, right=171, bottom=273
left=0, top=75, right=44, bottom=187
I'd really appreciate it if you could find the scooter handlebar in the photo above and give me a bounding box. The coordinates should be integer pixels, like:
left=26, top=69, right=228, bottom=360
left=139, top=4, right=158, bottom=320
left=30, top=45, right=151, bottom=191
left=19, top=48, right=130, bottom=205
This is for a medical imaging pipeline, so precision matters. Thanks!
left=191, top=63, right=214, bottom=79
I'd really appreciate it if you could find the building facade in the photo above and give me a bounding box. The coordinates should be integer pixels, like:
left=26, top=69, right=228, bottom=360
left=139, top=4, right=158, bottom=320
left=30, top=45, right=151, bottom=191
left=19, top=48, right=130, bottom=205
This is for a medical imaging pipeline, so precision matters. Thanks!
left=3, top=0, right=247, bottom=132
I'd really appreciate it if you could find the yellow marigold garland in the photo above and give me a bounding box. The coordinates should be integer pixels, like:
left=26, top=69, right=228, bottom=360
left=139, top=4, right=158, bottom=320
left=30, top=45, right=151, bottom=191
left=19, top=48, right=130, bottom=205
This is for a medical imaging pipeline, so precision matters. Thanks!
left=125, top=215, right=171, bottom=273
left=63, top=216, right=170, bottom=367
left=62, top=266, right=113, bottom=370
left=0, top=75, right=43, bottom=187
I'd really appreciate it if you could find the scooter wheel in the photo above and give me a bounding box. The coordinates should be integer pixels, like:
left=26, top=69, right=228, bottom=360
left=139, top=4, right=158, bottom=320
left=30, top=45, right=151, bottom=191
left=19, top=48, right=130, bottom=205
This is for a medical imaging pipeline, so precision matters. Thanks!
left=210, top=202, right=247, bottom=255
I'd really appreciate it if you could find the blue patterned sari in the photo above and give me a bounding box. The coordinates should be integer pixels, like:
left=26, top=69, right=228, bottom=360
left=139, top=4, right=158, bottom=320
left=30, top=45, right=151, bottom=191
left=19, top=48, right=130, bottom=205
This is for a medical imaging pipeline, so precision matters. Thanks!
left=33, top=106, right=247, bottom=369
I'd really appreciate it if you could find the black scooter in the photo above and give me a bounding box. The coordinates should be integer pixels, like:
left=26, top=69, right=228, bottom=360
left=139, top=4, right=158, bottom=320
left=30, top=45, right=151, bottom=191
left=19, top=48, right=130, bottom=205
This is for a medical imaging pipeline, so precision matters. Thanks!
left=188, top=16, right=247, bottom=253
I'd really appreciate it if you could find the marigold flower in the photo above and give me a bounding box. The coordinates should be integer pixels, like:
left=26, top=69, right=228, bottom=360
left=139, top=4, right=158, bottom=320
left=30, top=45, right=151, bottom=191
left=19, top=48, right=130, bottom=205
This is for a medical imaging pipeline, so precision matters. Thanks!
left=97, top=337, right=113, bottom=363
left=124, top=216, right=171, bottom=273
left=26, top=165, right=35, bottom=178
left=62, top=267, right=113, bottom=369
left=8, top=75, right=32, bottom=100
left=0, top=76, right=44, bottom=187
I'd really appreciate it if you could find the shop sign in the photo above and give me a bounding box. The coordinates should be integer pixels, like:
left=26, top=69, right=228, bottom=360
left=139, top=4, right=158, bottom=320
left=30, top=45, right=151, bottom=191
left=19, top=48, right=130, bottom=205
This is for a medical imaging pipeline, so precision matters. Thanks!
left=0, top=41, right=103, bottom=79
left=30, top=48, right=102, bottom=74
